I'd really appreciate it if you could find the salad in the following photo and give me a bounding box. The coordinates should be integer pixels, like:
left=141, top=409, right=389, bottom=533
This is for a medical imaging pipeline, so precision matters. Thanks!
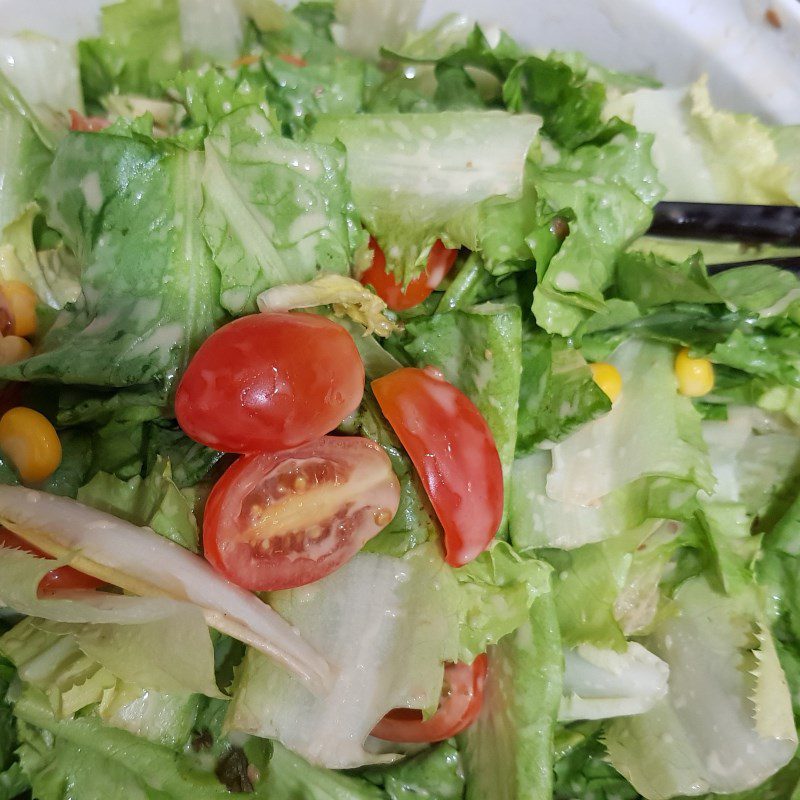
left=0, top=0, right=799, bottom=798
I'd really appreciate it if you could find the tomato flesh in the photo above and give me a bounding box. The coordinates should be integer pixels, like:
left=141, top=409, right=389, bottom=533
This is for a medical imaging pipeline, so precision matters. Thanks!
left=372, top=654, right=488, bottom=743
left=360, top=238, right=458, bottom=312
left=0, top=527, right=106, bottom=597
left=372, top=367, right=503, bottom=567
left=176, top=313, right=365, bottom=454
left=69, top=110, right=110, bottom=132
left=203, top=436, right=400, bottom=591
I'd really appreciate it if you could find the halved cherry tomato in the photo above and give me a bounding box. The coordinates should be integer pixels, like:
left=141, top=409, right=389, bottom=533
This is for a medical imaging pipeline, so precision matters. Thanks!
left=0, top=527, right=106, bottom=597
left=203, top=436, right=400, bottom=591
left=372, top=367, right=503, bottom=567
left=372, top=654, right=488, bottom=743
left=68, top=109, right=110, bottom=132
left=360, top=238, right=458, bottom=312
left=176, top=313, right=365, bottom=454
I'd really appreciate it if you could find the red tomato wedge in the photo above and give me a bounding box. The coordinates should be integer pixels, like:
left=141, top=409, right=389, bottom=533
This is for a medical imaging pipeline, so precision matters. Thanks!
left=0, top=527, right=106, bottom=597
left=69, top=110, right=111, bottom=132
left=372, top=655, right=488, bottom=743
left=176, top=313, right=365, bottom=454
left=203, top=436, right=400, bottom=591
left=360, top=238, right=458, bottom=311
left=372, top=367, right=503, bottom=567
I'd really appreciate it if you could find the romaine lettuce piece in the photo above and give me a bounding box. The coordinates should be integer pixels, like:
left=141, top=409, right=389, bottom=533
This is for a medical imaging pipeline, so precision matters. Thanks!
left=202, top=106, right=361, bottom=313
left=546, top=339, right=714, bottom=506
left=333, top=0, right=423, bottom=60
left=78, top=0, right=182, bottom=108
left=401, top=303, right=523, bottom=480
left=515, top=333, right=610, bottom=454
left=0, top=33, right=83, bottom=126
left=530, top=130, right=663, bottom=336
left=459, top=593, right=562, bottom=800
left=77, top=457, right=199, bottom=552
left=311, top=111, right=540, bottom=282
left=12, top=690, right=239, bottom=800
left=226, top=552, right=457, bottom=768
left=559, top=642, right=668, bottom=721
left=0, top=549, right=221, bottom=698
left=0, top=131, right=224, bottom=389
left=605, top=578, right=797, bottom=799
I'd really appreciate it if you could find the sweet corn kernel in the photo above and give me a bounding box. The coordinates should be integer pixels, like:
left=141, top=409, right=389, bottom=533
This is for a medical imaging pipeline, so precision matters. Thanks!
left=0, top=407, right=62, bottom=484
left=675, top=347, right=715, bottom=397
left=590, top=362, right=623, bottom=403
left=0, top=281, right=38, bottom=338
left=0, top=335, right=33, bottom=365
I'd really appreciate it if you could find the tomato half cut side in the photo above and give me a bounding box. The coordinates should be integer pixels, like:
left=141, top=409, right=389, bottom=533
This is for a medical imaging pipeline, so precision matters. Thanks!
left=203, top=436, right=400, bottom=591
left=372, top=655, right=488, bottom=743
left=0, top=527, right=106, bottom=597
left=372, top=367, right=503, bottom=567
left=360, top=238, right=458, bottom=312
left=176, top=312, right=365, bottom=454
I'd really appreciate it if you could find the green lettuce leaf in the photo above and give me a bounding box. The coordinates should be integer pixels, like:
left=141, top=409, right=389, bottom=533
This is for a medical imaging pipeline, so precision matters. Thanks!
left=0, top=32, right=83, bottom=126
left=311, top=110, right=540, bottom=283
left=460, top=592, right=563, bottom=800
left=0, top=548, right=221, bottom=698
left=201, top=106, right=362, bottom=313
left=560, top=641, right=668, bottom=721
left=0, top=131, right=224, bottom=389
left=0, top=654, right=28, bottom=800
left=515, top=332, right=610, bottom=453
left=78, top=0, right=182, bottom=109
left=0, top=76, right=52, bottom=237
left=77, top=456, right=199, bottom=551
left=452, top=541, right=551, bottom=663
left=531, top=130, right=663, bottom=336
left=401, top=303, right=523, bottom=479
left=0, top=203, right=80, bottom=309
left=12, top=689, right=238, bottom=800
left=361, top=742, right=464, bottom=800
left=226, top=552, right=458, bottom=768
left=605, top=578, right=797, bottom=799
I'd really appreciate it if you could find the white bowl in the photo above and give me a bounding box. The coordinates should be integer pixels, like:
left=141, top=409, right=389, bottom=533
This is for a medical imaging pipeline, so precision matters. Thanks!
left=1, top=0, right=799, bottom=122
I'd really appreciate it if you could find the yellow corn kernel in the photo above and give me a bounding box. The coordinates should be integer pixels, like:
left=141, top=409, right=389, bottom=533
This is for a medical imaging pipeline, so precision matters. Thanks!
left=0, top=407, right=62, bottom=484
left=590, top=362, right=623, bottom=403
left=0, top=335, right=33, bottom=365
left=0, top=281, right=38, bottom=338
left=675, top=347, right=715, bottom=397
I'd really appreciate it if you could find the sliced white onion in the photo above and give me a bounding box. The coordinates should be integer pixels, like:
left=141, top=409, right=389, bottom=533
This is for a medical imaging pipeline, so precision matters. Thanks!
left=0, top=485, right=330, bottom=692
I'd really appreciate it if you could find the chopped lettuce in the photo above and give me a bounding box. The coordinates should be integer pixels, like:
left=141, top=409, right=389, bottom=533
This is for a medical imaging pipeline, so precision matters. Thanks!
left=0, top=33, right=83, bottom=125
left=460, top=593, right=563, bottom=800
left=559, top=642, right=669, bottom=721
left=0, top=549, right=221, bottom=699
left=11, top=689, right=238, bottom=800
left=77, top=457, right=199, bottom=552
left=0, top=131, right=224, bottom=389
left=605, top=578, right=797, bottom=798
left=311, top=111, right=540, bottom=283
left=201, top=106, right=362, bottom=313
left=401, top=303, right=523, bottom=479
left=78, top=0, right=182, bottom=109
left=531, top=130, right=663, bottom=336
left=226, top=552, right=457, bottom=768
left=546, top=340, right=713, bottom=505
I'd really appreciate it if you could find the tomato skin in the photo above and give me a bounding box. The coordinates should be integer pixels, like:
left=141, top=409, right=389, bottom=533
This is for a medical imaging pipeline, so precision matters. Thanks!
left=372, top=368, right=503, bottom=567
left=360, top=238, right=458, bottom=312
left=176, top=313, right=365, bottom=454
left=0, top=527, right=106, bottom=597
left=203, top=436, right=400, bottom=591
left=68, top=110, right=110, bottom=132
left=372, top=655, right=488, bottom=743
